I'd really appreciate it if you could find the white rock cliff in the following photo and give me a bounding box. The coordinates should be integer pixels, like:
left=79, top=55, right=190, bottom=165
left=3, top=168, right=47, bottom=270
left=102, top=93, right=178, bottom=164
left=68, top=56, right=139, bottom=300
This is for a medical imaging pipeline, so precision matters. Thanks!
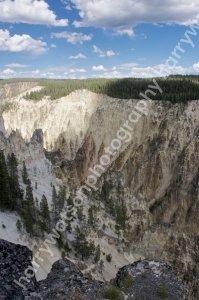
left=1, top=83, right=199, bottom=298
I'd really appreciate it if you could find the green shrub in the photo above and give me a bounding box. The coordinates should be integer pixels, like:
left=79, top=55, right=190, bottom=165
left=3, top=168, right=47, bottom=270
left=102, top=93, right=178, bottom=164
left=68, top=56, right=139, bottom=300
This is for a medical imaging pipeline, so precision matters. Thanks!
left=103, top=286, right=121, bottom=299
left=157, top=286, right=168, bottom=298
left=16, top=220, right=22, bottom=231
left=106, top=253, right=112, bottom=263
left=123, top=275, right=134, bottom=288
left=61, top=251, right=66, bottom=259
left=57, top=235, right=64, bottom=249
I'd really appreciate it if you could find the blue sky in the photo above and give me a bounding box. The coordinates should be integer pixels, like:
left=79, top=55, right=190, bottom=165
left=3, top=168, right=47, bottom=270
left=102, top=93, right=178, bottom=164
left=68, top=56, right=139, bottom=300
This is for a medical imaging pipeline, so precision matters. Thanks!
left=0, top=0, right=199, bottom=79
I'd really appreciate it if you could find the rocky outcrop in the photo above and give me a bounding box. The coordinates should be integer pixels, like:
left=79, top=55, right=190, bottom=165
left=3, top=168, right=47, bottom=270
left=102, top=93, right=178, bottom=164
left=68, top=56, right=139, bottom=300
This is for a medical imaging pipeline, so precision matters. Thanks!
left=0, top=82, right=38, bottom=100
left=29, top=259, right=106, bottom=300
left=31, top=258, right=188, bottom=300
left=115, top=259, right=189, bottom=300
left=0, top=113, right=56, bottom=196
left=0, top=240, right=188, bottom=300
left=0, top=239, right=36, bottom=300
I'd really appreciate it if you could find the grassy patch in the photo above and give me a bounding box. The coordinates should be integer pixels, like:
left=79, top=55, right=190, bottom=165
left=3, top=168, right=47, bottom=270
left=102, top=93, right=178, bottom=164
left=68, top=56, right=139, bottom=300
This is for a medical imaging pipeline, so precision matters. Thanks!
left=103, top=286, right=121, bottom=299
left=157, top=286, right=168, bottom=298
left=123, top=275, right=134, bottom=288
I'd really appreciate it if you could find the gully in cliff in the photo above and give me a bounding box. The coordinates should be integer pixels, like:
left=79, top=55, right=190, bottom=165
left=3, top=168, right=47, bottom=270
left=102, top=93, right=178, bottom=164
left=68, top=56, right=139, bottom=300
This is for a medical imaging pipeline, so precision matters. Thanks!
left=76, top=79, right=163, bottom=197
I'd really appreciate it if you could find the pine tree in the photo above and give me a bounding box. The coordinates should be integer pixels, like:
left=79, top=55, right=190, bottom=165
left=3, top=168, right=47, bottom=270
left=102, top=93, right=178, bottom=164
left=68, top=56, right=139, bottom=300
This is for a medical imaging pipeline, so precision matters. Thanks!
left=57, top=185, right=66, bottom=214
left=7, top=153, right=22, bottom=207
left=89, top=240, right=96, bottom=257
left=88, top=206, right=94, bottom=225
left=72, top=226, right=86, bottom=260
left=0, top=150, right=11, bottom=210
left=21, top=179, right=35, bottom=234
left=16, top=219, right=22, bottom=231
left=40, top=194, right=50, bottom=221
left=116, top=204, right=127, bottom=230
left=7, top=153, right=17, bottom=178
left=21, top=205, right=34, bottom=235
left=25, top=179, right=34, bottom=208
left=34, top=197, right=39, bottom=221
left=51, top=186, right=58, bottom=221
left=94, top=244, right=101, bottom=264
left=72, top=226, right=94, bottom=260
left=57, top=234, right=64, bottom=250
left=99, top=260, right=104, bottom=273
left=22, top=161, right=28, bottom=184
left=107, top=197, right=115, bottom=216
left=35, top=197, right=39, bottom=209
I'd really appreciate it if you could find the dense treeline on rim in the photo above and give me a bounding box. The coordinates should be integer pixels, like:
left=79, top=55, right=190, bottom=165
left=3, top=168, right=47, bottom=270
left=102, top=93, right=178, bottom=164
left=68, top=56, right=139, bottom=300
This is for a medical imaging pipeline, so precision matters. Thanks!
left=1, top=75, right=199, bottom=103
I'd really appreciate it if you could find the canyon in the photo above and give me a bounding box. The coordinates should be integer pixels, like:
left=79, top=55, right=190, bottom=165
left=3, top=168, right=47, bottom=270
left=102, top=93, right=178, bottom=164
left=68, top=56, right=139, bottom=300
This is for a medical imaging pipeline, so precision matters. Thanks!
left=0, top=82, right=199, bottom=299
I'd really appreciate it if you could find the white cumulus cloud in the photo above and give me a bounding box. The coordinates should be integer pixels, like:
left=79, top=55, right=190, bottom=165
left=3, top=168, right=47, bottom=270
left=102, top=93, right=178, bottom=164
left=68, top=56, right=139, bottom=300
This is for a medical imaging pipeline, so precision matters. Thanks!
left=51, top=31, right=92, bottom=44
left=92, top=65, right=107, bottom=71
left=51, top=44, right=57, bottom=48
left=116, top=28, right=135, bottom=36
left=2, top=62, right=199, bottom=79
left=0, top=0, right=68, bottom=26
left=0, top=29, right=47, bottom=54
left=130, top=64, right=188, bottom=78
left=92, top=63, right=198, bottom=78
left=192, top=62, right=199, bottom=72
left=93, top=45, right=118, bottom=57
left=71, top=0, right=199, bottom=35
left=2, top=68, right=16, bottom=74
left=69, top=53, right=87, bottom=59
